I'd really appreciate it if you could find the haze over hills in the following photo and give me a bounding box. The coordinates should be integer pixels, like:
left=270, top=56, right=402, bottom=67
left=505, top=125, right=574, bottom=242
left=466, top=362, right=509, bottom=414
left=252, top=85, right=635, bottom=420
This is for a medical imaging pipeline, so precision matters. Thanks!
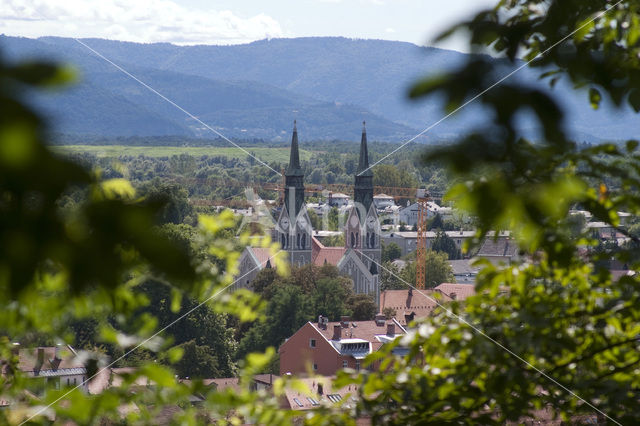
left=2, top=35, right=639, bottom=142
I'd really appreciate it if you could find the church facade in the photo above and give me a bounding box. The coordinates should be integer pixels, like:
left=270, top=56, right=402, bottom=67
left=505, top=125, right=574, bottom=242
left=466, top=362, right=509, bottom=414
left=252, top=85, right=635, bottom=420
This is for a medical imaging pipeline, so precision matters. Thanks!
left=236, top=122, right=382, bottom=306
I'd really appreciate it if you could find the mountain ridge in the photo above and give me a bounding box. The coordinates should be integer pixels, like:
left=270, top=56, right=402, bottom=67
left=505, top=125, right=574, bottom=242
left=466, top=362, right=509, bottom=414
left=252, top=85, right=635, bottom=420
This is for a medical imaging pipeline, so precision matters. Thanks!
left=2, top=35, right=638, bottom=142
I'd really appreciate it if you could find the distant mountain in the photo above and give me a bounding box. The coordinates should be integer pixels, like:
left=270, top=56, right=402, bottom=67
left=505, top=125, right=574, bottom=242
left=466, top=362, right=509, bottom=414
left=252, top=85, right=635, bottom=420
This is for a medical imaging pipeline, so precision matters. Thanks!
left=2, top=35, right=638, bottom=142
left=0, top=36, right=417, bottom=140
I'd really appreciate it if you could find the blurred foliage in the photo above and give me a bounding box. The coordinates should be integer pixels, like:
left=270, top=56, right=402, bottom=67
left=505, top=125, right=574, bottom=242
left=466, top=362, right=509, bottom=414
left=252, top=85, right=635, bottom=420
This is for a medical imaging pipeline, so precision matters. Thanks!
left=327, top=1, right=640, bottom=424
left=0, top=52, right=298, bottom=425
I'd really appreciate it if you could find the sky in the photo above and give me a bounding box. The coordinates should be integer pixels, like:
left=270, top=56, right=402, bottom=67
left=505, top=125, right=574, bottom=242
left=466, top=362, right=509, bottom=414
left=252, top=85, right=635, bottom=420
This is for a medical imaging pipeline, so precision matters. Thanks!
left=0, top=0, right=496, bottom=52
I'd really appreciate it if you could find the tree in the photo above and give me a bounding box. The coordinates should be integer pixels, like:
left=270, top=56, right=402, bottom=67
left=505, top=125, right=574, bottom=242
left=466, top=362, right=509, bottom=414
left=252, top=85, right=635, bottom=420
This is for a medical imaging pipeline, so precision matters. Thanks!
left=322, top=233, right=345, bottom=247
left=307, top=209, right=321, bottom=230
left=402, top=250, right=454, bottom=288
left=428, top=213, right=443, bottom=231
left=431, top=230, right=461, bottom=260
left=139, top=179, right=194, bottom=225
left=373, top=164, right=418, bottom=188
left=381, top=242, right=401, bottom=263
left=327, top=206, right=340, bottom=231
left=347, top=294, right=377, bottom=320
left=0, top=53, right=275, bottom=424
left=326, top=2, right=640, bottom=424
left=380, top=260, right=406, bottom=291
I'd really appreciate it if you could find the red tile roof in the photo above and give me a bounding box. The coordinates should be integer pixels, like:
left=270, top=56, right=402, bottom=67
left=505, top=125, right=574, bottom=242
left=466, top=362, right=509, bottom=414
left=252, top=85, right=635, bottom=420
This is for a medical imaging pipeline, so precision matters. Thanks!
left=281, top=376, right=359, bottom=411
left=17, top=346, right=84, bottom=373
left=379, top=289, right=449, bottom=325
left=249, top=247, right=275, bottom=268
left=434, top=283, right=476, bottom=301
left=311, top=319, right=404, bottom=352
left=311, top=236, right=346, bottom=266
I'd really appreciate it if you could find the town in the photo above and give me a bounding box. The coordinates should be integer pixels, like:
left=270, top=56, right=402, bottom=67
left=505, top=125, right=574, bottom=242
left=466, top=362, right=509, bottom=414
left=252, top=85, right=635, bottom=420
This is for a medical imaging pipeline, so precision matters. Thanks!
left=2, top=0, right=640, bottom=424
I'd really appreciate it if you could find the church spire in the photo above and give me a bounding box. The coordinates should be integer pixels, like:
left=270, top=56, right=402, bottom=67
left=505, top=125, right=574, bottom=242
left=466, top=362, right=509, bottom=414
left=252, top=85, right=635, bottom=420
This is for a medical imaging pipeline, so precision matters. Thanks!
left=284, top=120, right=305, bottom=217
left=287, top=120, right=303, bottom=176
left=354, top=121, right=374, bottom=214
left=357, top=121, right=372, bottom=177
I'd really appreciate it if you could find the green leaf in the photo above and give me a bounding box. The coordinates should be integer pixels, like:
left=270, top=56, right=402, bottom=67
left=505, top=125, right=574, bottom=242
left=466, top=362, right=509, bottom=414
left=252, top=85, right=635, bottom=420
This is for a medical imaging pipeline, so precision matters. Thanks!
left=589, top=87, right=601, bottom=110
left=629, top=89, right=640, bottom=112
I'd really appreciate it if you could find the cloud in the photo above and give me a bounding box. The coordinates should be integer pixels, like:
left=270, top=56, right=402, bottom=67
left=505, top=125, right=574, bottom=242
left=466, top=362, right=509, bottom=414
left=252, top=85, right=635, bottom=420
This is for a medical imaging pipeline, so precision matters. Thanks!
left=0, top=0, right=283, bottom=45
left=385, top=27, right=396, bottom=33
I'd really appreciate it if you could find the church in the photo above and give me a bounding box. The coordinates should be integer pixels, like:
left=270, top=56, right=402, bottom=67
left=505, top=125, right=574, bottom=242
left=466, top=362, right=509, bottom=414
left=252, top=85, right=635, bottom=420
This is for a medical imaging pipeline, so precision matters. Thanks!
left=235, top=121, right=382, bottom=306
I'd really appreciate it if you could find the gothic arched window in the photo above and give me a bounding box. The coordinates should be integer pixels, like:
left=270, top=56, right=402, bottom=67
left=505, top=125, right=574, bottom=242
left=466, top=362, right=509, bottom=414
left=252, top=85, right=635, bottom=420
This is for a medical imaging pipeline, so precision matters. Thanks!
left=297, top=233, right=300, bottom=248
left=350, top=232, right=356, bottom=248
left=301, top=233, right=306, bottom=248
left=281, top=233, right=286, bottom=248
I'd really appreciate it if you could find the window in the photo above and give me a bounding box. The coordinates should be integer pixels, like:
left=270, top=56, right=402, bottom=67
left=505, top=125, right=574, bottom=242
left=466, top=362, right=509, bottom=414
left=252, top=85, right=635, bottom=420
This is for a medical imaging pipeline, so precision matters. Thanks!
left=297, top=233, right=300, bottom=248
left=328, top=394, right=342, bottom=403
left=281, top=234, right=286, bottom=248
left=301, top=233, right=306, bottom=248
left=310, top=339, right=316, bottom=348
left=350, top=232, right=356, bottom=247
left=313, top=363, right=318, bottom=371
left=355, top=360, right=360, bottom=371
left=307, top=397, right=319, bottom=406
left=342, top=360, right=348, bottom=368
left=293, top=398, right=303, bottom=407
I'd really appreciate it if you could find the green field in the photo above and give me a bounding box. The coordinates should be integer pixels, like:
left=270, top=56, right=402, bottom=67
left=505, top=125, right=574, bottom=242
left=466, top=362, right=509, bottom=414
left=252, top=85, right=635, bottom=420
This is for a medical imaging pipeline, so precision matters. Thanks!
left=53, top=145, right=313, bottom=163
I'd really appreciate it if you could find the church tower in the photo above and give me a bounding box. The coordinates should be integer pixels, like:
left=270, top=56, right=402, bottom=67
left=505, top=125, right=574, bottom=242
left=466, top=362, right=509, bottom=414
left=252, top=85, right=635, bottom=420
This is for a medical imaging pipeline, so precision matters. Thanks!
left=345, top=121, right=381, bottom=268
left=277, top=121, right=312, bottom=266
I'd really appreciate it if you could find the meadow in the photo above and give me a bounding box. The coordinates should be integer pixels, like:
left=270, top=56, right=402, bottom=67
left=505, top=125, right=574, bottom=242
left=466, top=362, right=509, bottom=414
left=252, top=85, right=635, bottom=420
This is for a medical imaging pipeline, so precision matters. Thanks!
left=53, top=145, right=314, bottom=163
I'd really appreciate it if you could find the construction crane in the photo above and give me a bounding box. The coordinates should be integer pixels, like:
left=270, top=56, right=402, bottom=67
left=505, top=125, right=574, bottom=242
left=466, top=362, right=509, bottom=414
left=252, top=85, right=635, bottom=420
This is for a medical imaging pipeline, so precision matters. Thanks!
left=415, top=189, right=429, bottom=289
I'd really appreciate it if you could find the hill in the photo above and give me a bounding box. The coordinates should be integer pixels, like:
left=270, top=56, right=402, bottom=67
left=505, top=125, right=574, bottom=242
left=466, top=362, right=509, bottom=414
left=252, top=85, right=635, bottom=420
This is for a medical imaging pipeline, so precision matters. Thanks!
left=2, top=35, right=639, bottom=142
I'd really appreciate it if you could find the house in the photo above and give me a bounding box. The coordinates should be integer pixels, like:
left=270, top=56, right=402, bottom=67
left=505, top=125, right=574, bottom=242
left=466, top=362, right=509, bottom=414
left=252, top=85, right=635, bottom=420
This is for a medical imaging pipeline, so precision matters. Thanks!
left=327, top=192, right=350, bottom=207
left=13, top=345, right=88, bottom=394
left=279, top=316, right=405, bottom=376
left=280, top=376, right=359, bottom=411
left=373, top=194, right=395, bottom=210
left=475, top=237, right=519, bottom=264
left=381, top=230, right=478, bottom=257
left=398, top=201, right=449, bottom=227
left=449, top=259, right=480, bottom=284
left=379, top=285, right=476, bottom=326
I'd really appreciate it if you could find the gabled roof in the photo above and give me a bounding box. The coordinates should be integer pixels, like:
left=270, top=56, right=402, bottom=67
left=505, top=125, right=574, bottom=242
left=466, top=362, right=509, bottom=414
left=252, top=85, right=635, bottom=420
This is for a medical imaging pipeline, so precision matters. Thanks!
left=17, top=346, right=84, bottom=375
left=311, top=236, right=346, bottom=266
left=337, top=249, right=373, bottom=280
left=449, top=259, right=480, bottom=275
left=282, top=376, right=359, bottom=411
left=434, top=283, right=476, bottom=301
left=476, top=238, right=518, bottom=258
left=379, top=289, right=449, bottom=325
left=247, top=247, right=275, bottom=269
left=309, top=319, right=405, bottom=352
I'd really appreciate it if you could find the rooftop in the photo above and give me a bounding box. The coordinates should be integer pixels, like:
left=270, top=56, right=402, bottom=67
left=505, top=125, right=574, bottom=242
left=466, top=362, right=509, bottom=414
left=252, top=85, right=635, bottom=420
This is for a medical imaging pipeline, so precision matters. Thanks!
left=311, top=236, right=346, bottom=266
left=311, top=319, right=405, bottom=352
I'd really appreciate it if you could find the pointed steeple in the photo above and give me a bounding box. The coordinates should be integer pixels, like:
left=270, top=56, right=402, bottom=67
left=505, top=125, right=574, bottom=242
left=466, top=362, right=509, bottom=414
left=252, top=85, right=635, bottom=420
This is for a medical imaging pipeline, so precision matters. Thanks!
left=357, top=121, right=373, bottom=177
left=354, top=121, right=374, bottom=214
left=284, top=120, right=305, bottom=216
left=286, top=120, right=303, bottom=176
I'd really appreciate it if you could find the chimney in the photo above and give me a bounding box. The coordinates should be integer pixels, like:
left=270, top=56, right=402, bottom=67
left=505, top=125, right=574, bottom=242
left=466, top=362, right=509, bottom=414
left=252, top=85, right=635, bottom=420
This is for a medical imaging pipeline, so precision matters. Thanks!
left=332, top=324, right=342, bottom=340
left=317, top=315, right=328, bottom=329
left=54, top=344, right=62, bottom=360
left=450, top=292, right=457, bottom=300
left=340, top=316, right=350, bottom=328
left=11, top=342, right=20, bottom=357
left=36, top=347, right=45, bottom=369
left=375, top=314, right=386, bottom=326
left=386, top=322, right=395, bottom=337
